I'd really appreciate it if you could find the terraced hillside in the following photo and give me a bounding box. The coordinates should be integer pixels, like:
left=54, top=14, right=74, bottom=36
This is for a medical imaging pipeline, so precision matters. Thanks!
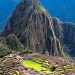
left=22, top=54, right=75, bottom=75
left=0, top=53, right=75, bottom=75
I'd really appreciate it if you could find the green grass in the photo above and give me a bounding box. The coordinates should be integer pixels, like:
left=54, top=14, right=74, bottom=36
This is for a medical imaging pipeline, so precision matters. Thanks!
left=64, top=65, right=75, bottom=70
left=22, top=57, right=75, bottom=74
left=22, top=60, right=53, bottom=74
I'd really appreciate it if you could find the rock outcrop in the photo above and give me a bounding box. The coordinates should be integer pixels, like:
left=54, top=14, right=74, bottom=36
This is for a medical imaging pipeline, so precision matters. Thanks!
left=53, top=17, right=75, bottom=57
left=1, top=0, right=62, bottom=56
left=62, top=22, right=75, bottom=57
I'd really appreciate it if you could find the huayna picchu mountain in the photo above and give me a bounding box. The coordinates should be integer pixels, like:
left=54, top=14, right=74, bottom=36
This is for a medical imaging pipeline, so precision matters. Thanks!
left=1, top=0, right=75, bottom=58
left=1, top=0, right=63, bottom=56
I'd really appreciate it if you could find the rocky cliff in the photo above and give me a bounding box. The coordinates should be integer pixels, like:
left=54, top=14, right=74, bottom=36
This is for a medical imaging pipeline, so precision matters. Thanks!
left=53, top=17, right=75, bottom=57
left=1, top=0, right=62, bottom=56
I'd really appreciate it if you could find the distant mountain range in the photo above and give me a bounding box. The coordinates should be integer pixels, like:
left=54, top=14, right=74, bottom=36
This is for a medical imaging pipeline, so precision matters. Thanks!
left=0, top=0, right=75, bottom=31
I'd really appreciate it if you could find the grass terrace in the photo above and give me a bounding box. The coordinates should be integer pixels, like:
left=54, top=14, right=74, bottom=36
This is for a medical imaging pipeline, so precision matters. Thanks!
left=21, top=56, right=75, bottom=75
left=22, top=60, right=53, bottom=74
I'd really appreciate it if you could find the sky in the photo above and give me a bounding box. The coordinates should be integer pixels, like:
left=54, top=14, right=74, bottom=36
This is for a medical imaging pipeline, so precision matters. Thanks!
left=40, top=0, right=75, bottom=22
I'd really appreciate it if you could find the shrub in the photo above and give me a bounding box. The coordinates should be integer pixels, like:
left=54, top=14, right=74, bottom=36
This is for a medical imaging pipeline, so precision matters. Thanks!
left=0, top=43, right=11, bottom=57
left=50, top=66, right=56, bottom=71
left=6, top=34, right=24, bottom=51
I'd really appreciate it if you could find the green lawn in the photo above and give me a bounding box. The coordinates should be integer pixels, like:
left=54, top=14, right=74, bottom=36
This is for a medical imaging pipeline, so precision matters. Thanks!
left=22, top=57, right=75, bottom=75
left=22, top=60, right=53, bottom=74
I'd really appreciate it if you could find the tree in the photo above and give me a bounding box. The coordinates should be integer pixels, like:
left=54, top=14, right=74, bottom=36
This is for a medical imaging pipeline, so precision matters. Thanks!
left=6, top=34, right=24, bottom=51
left=0, top=43, right=11, bottom=57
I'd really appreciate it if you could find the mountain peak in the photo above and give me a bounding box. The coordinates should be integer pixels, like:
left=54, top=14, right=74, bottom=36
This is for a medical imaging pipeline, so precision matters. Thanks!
left=22, top=0, right=39, bottom=4
left=1, top=0, right=63, bottom=56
